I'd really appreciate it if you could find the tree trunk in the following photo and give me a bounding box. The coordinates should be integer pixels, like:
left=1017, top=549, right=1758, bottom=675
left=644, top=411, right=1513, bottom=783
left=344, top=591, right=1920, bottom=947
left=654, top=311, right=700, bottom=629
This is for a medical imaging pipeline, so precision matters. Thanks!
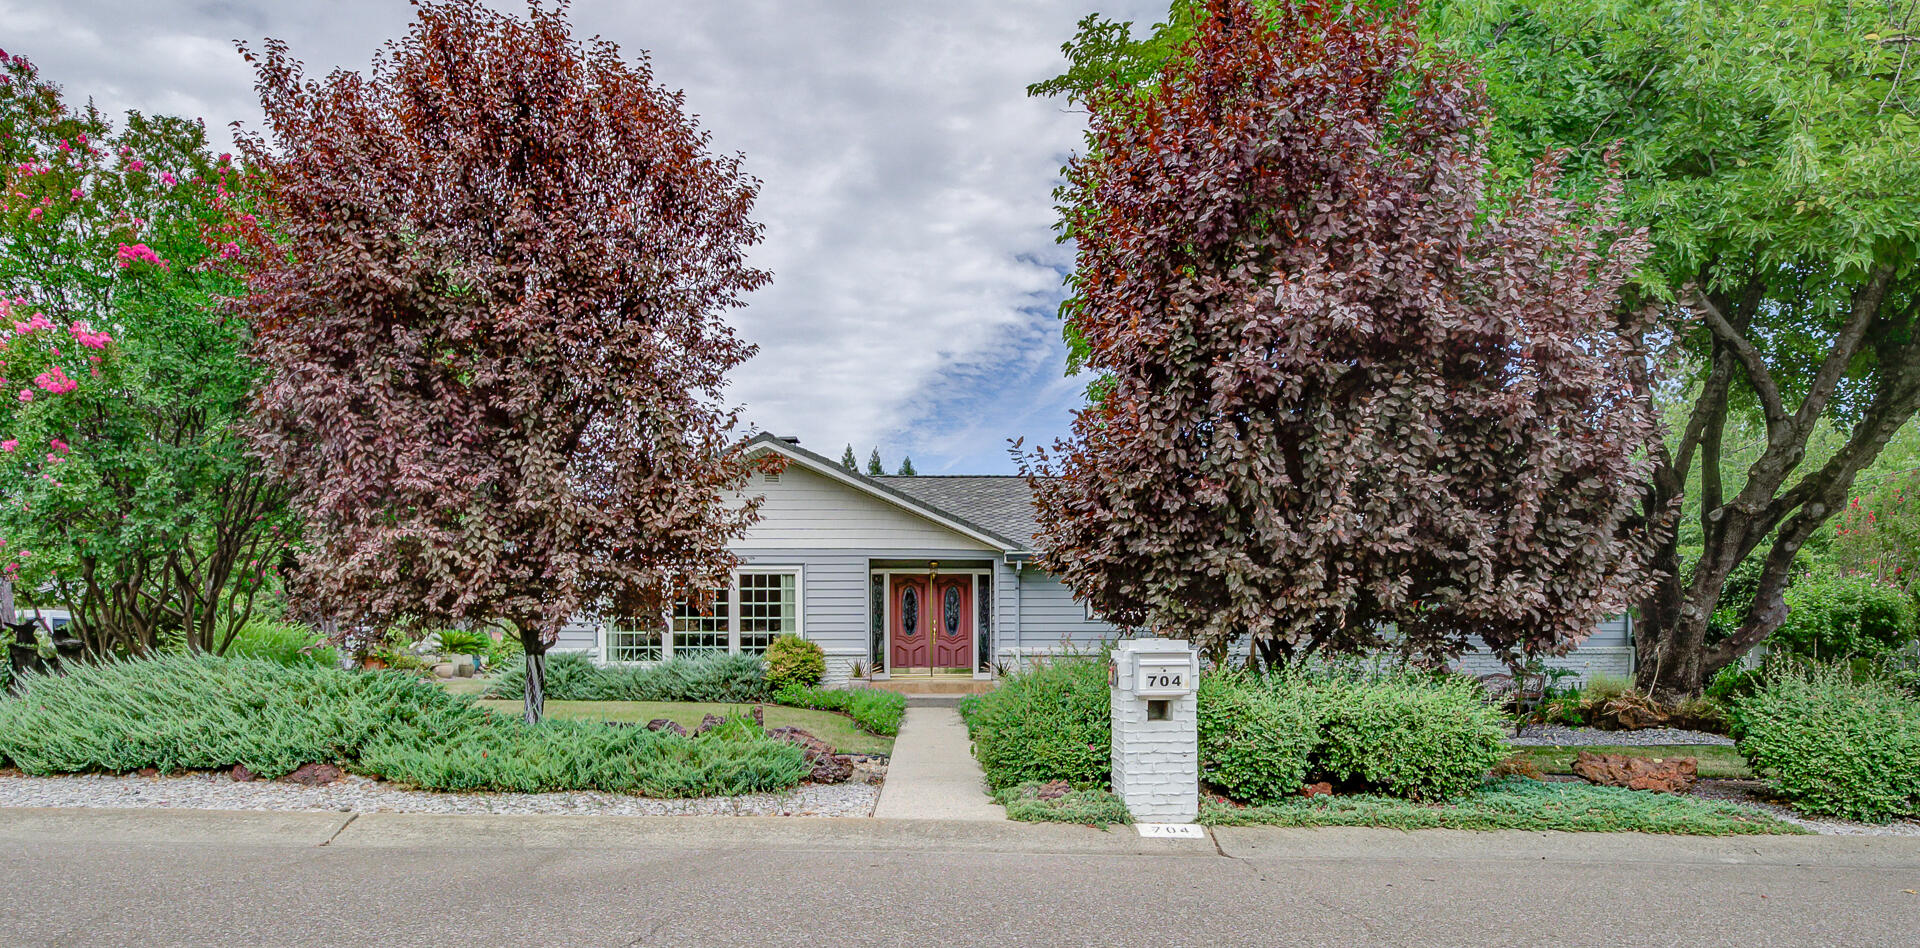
left=520, top=625, right=547, bottom=725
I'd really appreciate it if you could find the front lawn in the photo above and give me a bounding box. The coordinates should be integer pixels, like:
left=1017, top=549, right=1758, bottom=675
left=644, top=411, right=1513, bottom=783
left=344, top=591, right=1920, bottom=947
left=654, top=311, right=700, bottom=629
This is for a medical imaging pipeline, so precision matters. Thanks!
left=1201, top=777, right=1801, bottom=835
left=1509, top=744, right=1752, bottom=780
left=476, top=699, right=894, bottom=757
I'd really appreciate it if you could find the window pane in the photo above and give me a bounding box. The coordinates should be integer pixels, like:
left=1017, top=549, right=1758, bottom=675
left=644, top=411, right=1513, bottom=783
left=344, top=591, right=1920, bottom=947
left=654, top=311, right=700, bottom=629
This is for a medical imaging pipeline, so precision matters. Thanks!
left=606, top=621, right=662, bottom=663
left=737, top=572, right=797, bottom=655
left=673, top=588, right=730, bottom=658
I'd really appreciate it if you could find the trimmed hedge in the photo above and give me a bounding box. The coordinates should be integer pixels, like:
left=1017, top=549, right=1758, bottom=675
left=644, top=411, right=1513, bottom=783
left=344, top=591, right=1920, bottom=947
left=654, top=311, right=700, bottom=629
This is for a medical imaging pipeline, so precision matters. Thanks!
left=957, top=658, right=1111, bottom=791
left=1196, top=672, right=1316, bottom=805
left=0, top=654, right=807, bottom=797
left=1307, top=672, right=1512, bottom=801
left=773, top=683, right=907, bottom=737
left=960, top=659, right=1509, bottom=803
left=486, top=651, right=770, bottom=703
left=1730, top=663, right=1920, bottom=822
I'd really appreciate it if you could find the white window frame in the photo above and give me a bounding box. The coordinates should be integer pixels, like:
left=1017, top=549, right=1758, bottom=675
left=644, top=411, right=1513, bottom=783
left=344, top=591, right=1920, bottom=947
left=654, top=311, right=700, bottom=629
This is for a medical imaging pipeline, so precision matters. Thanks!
left=596, top=565, right=805, bottom=664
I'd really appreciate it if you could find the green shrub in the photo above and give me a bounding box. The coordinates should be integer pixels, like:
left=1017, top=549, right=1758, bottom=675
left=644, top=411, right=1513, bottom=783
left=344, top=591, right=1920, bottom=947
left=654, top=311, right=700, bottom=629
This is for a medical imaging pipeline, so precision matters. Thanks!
left=958, top=658, right=1110, bottom=791
left=1878, top=653, right=1920, bottom=700
left=995, top=781, right=1132, bottom=825
left=359, top=714, right=806, bottom=796
left=1197, top=672, right=1315, bottom=804
left=486, top=630, right=525, bottom=668
left=0, top=654, right=807, bottom=796
left=764, top=635, right=826, bottom=692
left=0, top=654, right=488, bottom=778
left=485, top=652, right=770, bottom=703
left=1730, top=663, right=1920, bottom=822
left=1771, top=572, right=1917, bottom=659
left=434, top=629, right=492, bottom=657
left=774, top=683, right=907, bottom=736
left=1308, top=672, right=1511, bottom=801
left=221, top=619, right=339, bottom=668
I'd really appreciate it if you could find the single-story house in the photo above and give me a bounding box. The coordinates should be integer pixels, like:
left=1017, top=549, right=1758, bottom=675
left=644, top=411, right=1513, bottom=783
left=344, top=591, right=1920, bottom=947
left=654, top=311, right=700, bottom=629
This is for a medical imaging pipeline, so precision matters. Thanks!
left=554, top=433, right=1635, bottom=689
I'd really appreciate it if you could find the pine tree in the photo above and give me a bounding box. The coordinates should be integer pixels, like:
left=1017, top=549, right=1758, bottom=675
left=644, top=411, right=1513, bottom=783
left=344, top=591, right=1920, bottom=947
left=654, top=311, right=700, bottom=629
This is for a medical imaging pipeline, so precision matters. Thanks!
left=865, top=449, right=885, bottom=477
left=897, top=456, right=917, bottom=476
left=839, top=444, right=858, bottom=471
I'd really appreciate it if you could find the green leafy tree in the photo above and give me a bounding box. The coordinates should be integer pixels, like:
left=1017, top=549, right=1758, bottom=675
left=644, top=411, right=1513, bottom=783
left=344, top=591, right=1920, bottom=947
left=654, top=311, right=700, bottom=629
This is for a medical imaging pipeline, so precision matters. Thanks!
left=238, top=1, right=768, bottom=722
left=840, top=444, right=858, bottom=471
left=1035, top=0, right=1920, bottom=695
left=866, top=448, right=885, bottom=476
left=0, top=48, right=291, bottom=657
left=897, top=456, right=916, bottom=476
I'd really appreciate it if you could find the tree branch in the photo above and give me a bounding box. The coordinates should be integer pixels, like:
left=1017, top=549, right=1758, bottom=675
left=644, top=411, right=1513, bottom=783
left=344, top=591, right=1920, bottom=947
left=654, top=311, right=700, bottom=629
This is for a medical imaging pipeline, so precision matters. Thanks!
left=1682, top=283, right=1787, bottom=432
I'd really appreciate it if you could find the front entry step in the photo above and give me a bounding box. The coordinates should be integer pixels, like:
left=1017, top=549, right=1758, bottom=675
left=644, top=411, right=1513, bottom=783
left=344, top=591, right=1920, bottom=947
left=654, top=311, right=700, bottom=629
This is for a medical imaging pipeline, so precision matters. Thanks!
left=867, top=677, right=997, bottom=696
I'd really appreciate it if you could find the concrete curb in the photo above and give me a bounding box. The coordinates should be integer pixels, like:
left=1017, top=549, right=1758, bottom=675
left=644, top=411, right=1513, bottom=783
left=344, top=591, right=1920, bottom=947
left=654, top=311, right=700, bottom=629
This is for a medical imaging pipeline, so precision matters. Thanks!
left=9, top=807, right=1920, bottom=868
left=1211, top=825, right=1920, bottom=868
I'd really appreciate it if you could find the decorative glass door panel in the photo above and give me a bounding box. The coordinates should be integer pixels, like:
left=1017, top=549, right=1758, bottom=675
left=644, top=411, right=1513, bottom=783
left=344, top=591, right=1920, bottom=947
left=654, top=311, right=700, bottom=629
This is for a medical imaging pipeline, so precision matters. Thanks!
left=889, top=575, right=931, bottom=671
left=930, top=575, right=973, bottom=670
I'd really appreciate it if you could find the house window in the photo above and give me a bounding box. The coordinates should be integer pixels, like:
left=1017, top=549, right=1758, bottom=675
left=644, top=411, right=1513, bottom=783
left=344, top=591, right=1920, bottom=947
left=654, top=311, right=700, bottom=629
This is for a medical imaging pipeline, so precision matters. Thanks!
left=605, top=621, right=663, bottom=663
left=672, top=588, right=731, bottom=658
left=737, top=571, right=797, bottom=655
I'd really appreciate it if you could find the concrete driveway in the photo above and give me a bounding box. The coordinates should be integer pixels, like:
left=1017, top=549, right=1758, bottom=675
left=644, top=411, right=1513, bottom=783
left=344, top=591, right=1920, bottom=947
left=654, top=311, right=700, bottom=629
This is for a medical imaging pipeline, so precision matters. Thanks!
left=3, top=808, right=1917, bottom=947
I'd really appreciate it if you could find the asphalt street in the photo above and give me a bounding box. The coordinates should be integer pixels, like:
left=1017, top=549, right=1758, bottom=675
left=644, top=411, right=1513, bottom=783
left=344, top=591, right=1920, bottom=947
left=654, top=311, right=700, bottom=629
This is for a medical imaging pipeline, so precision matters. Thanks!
left=3, top=808, right=1917, bottom=947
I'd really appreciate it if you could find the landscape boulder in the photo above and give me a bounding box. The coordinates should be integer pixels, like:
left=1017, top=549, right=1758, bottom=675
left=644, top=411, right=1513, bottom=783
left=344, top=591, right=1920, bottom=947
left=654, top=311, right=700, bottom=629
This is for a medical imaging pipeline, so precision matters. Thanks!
left=1299, top=782, right=1334, bottom=798
left=692, top=713, right=728, bottom=737
left=281, top=763, right=344, bottom=787
left=230, top=764, right=257, bottom=782
left=1571, top=751, right=1697, bottom=793
left=644, top=718, right=689, bottom=737
left=764, top=725, right=853, bottom=784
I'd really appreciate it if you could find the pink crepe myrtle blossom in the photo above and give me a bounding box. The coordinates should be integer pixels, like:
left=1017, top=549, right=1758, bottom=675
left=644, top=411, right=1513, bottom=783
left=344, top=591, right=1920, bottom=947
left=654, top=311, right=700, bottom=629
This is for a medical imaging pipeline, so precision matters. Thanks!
left=49, top=438, right=68, bottom=454
left=159, top=172, right=177, bottom=186
left=33, top=366, right=76, bottom=394
left=0, top=440, right=15, bottom=452
left=70, top=188, right=83, bottom=200
left=16, top=389, right=31, bottom=403
left=115, top=243, right=167, bottom=270
left=129, top=159, right=145, bottom=172
left=69, top=322, right=113, bottom=350
left=26, top=207, right=40, bottom=220
left=12, top=313, right=52, bottom=334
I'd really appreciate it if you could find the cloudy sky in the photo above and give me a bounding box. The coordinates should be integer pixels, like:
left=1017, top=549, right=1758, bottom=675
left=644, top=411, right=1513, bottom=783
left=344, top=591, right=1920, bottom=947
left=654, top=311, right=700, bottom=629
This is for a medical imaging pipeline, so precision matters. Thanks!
left=2, top=0, right=1165, bottom=472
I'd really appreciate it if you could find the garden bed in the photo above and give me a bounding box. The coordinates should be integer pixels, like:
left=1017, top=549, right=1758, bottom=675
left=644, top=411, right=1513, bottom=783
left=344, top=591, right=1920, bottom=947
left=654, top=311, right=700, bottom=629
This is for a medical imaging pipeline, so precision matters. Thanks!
left=473, top=698, right=894, bottom=756
left=1199, top=777, right=1800, bottom=835
left=0, top=769, right=878, bottom=817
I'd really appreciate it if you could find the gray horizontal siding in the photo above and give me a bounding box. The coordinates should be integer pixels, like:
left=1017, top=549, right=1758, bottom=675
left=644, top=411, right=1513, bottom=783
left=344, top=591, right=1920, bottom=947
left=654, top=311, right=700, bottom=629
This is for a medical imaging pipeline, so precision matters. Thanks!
left=1003, top=563, right=1120, bottom=665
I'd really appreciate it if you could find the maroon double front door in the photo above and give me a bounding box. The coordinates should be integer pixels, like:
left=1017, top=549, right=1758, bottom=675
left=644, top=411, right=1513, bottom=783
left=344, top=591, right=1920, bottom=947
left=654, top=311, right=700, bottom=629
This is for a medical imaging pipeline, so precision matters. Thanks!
left=889, top=574, right=973, bottom=672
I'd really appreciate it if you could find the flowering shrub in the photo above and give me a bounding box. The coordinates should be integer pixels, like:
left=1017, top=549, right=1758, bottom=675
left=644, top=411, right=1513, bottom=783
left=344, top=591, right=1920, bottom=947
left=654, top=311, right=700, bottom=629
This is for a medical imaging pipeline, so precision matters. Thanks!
left=0, top=47, right=291, bottom=655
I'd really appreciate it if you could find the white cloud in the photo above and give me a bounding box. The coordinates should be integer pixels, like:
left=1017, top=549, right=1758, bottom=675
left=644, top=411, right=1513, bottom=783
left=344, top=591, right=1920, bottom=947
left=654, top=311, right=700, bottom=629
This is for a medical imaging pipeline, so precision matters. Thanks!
left=4, top=0, right=1164, bottom=472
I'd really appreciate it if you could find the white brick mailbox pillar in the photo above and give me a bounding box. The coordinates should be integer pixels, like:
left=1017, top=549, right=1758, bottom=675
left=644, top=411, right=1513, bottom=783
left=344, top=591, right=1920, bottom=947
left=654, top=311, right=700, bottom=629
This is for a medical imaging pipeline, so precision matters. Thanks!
left=1109, top=637, right=1200, bottom=823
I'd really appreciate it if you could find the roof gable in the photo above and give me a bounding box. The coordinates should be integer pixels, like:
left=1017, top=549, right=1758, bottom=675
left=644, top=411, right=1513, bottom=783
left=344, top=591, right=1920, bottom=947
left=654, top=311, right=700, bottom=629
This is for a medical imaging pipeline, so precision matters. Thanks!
left=741, top=434, right=1030, bottom=552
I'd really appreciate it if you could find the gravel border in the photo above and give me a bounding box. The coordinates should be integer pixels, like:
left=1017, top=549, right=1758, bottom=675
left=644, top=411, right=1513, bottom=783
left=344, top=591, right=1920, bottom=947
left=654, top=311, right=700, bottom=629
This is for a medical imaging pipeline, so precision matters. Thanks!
left=1509, top=724, right=1734, bottom=747
left=1690, top=779, right=1920, bottom=837
left=0, top=771, right=880, bottom=818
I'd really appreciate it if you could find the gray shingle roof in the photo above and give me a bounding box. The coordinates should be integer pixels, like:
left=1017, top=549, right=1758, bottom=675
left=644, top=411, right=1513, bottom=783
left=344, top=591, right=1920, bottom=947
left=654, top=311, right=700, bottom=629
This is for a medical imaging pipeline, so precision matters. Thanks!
left=875, top=475, right=1040, bottom=551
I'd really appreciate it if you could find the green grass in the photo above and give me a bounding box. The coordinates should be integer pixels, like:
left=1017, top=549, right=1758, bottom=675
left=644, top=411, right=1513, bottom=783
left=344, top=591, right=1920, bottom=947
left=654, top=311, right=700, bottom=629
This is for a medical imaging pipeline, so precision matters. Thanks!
left=476, top=699, right=894, bottom=756
left=1511, top=744, right=1753, bottom=780
left=1200, top=777, right=1802, bottom=835
left=994, top=781, right=1133, bottom=825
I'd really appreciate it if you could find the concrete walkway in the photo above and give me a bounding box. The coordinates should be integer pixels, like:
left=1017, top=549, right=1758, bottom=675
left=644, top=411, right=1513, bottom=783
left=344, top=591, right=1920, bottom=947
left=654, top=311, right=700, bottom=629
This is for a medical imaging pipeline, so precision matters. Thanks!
left=872, top=704, right=1005, bottom=821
